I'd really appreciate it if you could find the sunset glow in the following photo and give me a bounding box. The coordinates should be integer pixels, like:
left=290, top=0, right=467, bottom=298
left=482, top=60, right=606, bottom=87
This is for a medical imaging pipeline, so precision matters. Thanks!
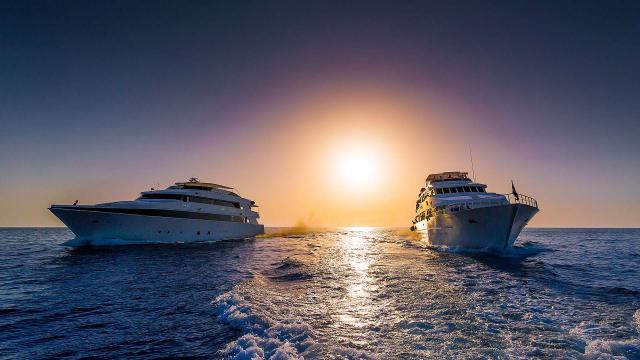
left=0, top=1, right=638, bottom=229
left=336, top=144, right=380, bottom=190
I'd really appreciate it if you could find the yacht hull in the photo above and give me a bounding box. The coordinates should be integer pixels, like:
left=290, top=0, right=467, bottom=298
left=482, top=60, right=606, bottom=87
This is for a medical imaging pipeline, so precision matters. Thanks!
left=415, top=204, right=538, bottom=250
left=49, top=207, right=265, bottom=247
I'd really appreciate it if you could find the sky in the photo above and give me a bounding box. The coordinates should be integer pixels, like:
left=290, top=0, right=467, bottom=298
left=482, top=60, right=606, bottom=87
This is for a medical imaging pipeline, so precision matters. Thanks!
left=1, top=0, right=639, bottom=227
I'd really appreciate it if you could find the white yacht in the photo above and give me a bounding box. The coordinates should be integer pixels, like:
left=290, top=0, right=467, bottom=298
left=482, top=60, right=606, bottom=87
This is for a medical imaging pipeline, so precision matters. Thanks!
left=49, top=178, right=264, bottom=247
left=411, top=172, right=539, bottom=250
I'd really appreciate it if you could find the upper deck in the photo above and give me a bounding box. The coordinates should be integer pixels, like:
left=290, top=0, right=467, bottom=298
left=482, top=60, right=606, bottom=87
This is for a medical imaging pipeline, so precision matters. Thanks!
left=422, top=171, right=485, bottom=191
left=171, top=179, right=236, bottom=192
left=425, top=171, right=470, bottom=185
left=138, top=178, right=258, bottom=208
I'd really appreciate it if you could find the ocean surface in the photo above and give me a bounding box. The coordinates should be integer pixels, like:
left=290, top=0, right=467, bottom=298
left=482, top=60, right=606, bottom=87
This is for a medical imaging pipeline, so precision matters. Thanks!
left=0, top=228, right=638, bottom=359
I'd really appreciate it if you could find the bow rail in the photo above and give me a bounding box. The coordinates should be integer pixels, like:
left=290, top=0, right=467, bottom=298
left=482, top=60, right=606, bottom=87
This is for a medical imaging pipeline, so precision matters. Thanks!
left=504, top=193, right=538, bottom=208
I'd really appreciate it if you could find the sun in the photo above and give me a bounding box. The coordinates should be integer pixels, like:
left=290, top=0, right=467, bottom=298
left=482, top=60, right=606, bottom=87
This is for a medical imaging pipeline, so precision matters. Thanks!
left=337, top=146, right=379, bottom=188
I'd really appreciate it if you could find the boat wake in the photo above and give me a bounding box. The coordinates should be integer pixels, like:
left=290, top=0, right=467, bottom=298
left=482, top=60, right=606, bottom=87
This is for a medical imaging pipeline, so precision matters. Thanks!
left=572, top=310, right=640, bottom=359
left=2, top=228, right=638, bottom=358
left=212, top=278, right=378, bottom=360
left=264, top=258, right=315, bottom=282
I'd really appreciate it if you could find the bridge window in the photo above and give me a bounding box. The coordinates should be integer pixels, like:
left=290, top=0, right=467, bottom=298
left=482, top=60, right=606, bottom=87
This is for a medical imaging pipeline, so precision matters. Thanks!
left=436, top=188, right=443, bottom=195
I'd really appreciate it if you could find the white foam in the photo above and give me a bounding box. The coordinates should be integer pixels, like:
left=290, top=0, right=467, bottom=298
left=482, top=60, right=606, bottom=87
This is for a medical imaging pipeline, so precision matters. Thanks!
left=221, top=333, right=304, bottom=360
left=214, top=285, right=314, bottom=359
left=215, top=292, right=271, bottom=333
left=572, top=314, right=640, bottom=360
left=213, top=281, right=378, bottom=359
left=584, top=339, right=640, bottom=359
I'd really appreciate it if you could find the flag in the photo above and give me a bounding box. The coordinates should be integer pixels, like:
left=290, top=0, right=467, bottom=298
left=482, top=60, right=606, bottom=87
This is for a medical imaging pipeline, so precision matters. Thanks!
left=511, top=180, right=519, bottom=200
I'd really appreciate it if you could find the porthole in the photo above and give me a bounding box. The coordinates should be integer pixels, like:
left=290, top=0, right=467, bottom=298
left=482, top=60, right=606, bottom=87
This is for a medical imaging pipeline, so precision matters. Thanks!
left=207, top=231, right=211, bottom=235
left=197, top=231, right=200, bottom=235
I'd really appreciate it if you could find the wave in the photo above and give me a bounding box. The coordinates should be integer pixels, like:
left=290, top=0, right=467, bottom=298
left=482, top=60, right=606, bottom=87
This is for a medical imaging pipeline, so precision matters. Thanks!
left=273, top=258, right=306, bottom=271
left=602, top=287, right=640, bottom=295
left=584, top=339, right=640, bottom=359
left=571, top=313, right=640, bottom=360
left=265, top=258, right=315, bottom=282
left=212, top=279, right=378, bottom=359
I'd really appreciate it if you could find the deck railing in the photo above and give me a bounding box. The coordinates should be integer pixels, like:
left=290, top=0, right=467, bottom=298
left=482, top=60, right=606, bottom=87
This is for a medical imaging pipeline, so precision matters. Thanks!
left=413, top=193, right=539, bottom=223
left=504, top=193, right=538, bottom=208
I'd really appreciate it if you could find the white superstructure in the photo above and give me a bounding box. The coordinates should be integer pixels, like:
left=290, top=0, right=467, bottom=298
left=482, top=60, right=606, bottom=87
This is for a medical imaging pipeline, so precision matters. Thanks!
left=411, top=172, right=539, bottom=250
left=50, top=178, right=264, bottom=247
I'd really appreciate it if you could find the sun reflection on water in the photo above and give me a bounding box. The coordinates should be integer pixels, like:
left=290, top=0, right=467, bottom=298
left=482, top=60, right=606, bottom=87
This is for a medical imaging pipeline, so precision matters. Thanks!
left=342, top=226, right=378, bottom=232
left=336, top=229, right=377, bottom=331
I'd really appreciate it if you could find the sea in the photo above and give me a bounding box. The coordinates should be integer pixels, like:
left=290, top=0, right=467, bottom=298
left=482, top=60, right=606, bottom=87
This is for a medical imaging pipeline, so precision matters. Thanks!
left=0, top=228, right=638, bottom=359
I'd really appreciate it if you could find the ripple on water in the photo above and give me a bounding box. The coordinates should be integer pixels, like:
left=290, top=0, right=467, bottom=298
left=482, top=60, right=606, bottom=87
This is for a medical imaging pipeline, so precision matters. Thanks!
left=265, top=257, right=315, bottom=282
left=0, top=228, right=638, bottom=359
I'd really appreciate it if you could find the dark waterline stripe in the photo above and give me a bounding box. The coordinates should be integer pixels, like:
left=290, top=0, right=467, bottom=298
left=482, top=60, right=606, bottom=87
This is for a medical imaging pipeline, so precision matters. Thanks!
left=51, top=207, right=245, bottom=223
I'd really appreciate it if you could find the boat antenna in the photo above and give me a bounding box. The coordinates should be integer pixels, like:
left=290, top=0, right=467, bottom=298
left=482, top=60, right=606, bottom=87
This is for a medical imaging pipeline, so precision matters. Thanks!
left=469, top=145, right=476, bottom=181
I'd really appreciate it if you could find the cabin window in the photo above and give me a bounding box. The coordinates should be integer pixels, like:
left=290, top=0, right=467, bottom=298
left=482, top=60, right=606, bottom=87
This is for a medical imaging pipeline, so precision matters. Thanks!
left=456, top=187, right=464, bottom=192
left=189, top=196, right=240, bottom=208
left=181, top=185, right=213, bottom=191
left=436, top=188, right=443, bottom=195
left=444, top=188, right=451, bottom=193
left=140, top=194, right=185, bottom=201
left=478, top=187, right=485, bottom=192
left=464, top=186, right=471, bottom=192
